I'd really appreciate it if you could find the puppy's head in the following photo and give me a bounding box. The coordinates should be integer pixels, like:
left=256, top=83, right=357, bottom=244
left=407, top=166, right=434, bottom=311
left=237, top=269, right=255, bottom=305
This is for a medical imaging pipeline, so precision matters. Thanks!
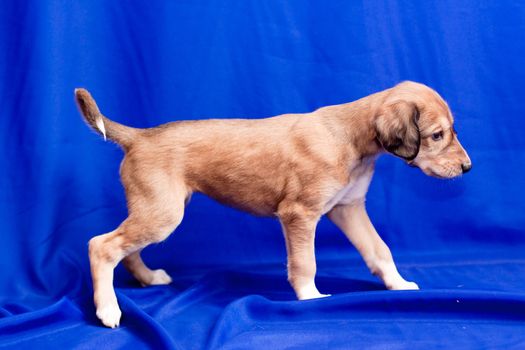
left=375, top=81, right=471, bottom=179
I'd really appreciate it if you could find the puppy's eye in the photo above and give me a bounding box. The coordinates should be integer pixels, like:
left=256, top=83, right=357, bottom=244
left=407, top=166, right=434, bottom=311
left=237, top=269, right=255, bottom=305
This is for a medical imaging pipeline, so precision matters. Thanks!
left=432, top=131, right=444, bottom=141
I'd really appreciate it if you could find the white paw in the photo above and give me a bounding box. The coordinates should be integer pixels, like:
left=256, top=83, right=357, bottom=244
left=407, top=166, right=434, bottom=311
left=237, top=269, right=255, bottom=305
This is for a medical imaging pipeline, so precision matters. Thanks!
left=303, top=293, right=331, bottom=300
left=96, top=303, right=122, bottom=328
left=389, top=280, right=420, bottom=291
left=296, top=282, right=331, bottom=300
left=147, top=269, right=172, bottom=286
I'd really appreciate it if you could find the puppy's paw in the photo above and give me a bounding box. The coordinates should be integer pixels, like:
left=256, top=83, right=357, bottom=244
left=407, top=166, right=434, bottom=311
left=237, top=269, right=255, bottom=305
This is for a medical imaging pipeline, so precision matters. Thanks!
left=297, top=282, right=331, bottom=300
left=314, top=293, right=331, bottom=299
left=389, top=280, right=420, bottom=291
left=141, top=269, right=172, bottom=287
left=150, top=269, right=172, bottom=285
left=96, top=303, right=122, bottom=328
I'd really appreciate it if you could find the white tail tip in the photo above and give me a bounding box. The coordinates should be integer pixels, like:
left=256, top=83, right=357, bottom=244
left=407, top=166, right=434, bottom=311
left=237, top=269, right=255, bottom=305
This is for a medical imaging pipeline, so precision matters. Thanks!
left=95, top=117, right=107, bottom=141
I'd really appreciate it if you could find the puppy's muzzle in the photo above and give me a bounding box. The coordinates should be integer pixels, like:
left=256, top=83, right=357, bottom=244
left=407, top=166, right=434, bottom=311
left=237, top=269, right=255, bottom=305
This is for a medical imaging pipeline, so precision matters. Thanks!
left=461, top=162, right=472, bottom=174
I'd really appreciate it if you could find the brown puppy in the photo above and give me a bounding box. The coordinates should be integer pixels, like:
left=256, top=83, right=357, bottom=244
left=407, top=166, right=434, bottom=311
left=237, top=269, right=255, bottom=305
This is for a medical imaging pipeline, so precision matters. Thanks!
left=75, top=81, right=471, bottom=328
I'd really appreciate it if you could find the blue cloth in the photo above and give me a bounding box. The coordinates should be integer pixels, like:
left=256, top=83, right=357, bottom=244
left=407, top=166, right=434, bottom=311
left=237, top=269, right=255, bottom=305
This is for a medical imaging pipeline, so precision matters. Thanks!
left=1, top=0, right=525, bottom=348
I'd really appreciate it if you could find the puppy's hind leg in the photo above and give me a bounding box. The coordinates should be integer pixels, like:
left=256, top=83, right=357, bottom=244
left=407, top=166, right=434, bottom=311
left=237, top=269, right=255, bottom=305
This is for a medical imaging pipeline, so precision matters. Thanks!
left=123, top=250, right=172, bottom=287
left=89, top=185, right=186, bottom=328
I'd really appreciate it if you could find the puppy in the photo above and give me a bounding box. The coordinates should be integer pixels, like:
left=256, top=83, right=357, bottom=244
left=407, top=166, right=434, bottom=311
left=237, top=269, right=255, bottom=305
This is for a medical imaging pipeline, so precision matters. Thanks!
left=75, top=81, right=471, bottom=328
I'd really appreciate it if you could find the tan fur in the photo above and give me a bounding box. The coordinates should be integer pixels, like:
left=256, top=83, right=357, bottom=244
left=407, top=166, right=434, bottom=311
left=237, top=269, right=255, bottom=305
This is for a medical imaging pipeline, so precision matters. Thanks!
left=75, top=81, right=471, bottom=328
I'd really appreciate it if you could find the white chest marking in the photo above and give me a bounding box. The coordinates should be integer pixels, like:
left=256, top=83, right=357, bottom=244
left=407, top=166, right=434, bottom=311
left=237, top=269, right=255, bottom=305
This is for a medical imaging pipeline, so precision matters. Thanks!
left=322, top=171, right=373, bottom=214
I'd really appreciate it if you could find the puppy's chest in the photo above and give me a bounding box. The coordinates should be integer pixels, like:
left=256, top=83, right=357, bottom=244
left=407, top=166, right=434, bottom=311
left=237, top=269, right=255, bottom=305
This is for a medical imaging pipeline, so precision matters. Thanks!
left=322, top=165, right=374, bottom=214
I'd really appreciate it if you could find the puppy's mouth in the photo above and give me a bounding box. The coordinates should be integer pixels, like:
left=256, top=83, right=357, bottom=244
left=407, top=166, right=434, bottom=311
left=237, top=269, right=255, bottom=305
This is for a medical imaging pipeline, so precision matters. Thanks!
left=409, top=160, right=462, bottom=179
left=422, top=166, right=462, bottom=179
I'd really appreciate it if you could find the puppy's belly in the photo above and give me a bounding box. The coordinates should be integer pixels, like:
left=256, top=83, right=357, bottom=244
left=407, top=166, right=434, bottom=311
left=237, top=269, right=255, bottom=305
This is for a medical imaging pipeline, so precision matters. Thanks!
left=196, top=181, right=282, bottom=216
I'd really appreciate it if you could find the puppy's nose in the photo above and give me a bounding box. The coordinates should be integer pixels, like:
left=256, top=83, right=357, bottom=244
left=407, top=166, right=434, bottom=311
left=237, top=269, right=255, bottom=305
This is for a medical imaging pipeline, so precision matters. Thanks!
left=461, top=162, right=472, bottom=174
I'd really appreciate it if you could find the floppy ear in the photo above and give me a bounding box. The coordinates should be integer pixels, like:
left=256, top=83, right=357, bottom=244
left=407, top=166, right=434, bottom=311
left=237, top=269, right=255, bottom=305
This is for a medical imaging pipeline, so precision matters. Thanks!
left=375, top=101, right=420, bottom=160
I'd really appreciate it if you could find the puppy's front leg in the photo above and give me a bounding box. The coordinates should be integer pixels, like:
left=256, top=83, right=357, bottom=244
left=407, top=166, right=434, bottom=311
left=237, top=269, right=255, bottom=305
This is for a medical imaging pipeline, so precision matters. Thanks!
left=278, top=205, right=329, bottom=300
left=328, top=202, right=419, bottom=290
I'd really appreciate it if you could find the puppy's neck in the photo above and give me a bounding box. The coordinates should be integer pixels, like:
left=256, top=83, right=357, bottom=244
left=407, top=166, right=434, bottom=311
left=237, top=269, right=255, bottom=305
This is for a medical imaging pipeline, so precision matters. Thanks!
left=318, top=93, right=385, bottom=160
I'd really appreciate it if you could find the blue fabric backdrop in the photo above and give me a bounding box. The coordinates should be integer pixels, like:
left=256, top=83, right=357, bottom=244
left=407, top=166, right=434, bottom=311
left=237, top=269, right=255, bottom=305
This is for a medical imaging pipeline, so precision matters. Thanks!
left=1, top=0, right=525, bottom=348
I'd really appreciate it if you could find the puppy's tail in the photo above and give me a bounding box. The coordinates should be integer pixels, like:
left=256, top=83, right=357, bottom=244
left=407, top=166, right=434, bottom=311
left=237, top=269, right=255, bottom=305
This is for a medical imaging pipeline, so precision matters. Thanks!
left=74, top=88, right=138, bottom=149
